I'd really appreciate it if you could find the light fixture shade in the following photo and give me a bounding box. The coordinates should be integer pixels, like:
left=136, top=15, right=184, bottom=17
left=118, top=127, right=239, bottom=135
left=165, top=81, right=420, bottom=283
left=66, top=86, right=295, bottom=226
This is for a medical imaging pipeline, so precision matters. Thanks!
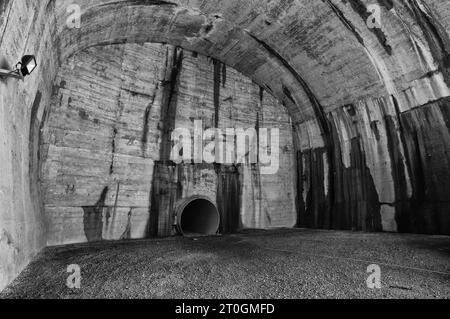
left=20, top=55, right=37, bottom=76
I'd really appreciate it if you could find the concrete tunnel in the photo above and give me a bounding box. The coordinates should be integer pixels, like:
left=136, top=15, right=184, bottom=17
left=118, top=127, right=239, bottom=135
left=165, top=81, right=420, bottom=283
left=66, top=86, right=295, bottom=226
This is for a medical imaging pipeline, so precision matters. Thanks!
left=0, top=0, right=450, bottom=293
left=176, top=197, right=221, bottom=236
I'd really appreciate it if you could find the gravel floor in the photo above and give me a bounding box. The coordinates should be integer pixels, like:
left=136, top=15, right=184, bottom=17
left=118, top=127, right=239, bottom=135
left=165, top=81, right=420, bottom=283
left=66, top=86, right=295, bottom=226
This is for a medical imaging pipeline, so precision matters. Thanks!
left=1, top=229, right=449, bottom=299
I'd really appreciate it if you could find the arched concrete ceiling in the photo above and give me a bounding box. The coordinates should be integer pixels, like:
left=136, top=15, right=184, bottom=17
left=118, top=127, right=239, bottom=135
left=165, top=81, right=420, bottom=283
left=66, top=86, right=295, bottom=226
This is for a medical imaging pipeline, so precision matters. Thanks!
left=55, top=0, right=325, bottom=126
left=1, top=0, right=450, bottom=292
left=51, top=0, right=450, bottom=129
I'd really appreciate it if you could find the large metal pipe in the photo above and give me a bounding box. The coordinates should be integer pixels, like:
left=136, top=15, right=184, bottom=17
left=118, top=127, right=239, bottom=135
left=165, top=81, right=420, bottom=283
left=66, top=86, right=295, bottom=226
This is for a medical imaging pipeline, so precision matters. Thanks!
left=175, top=196, right=220, bottom=236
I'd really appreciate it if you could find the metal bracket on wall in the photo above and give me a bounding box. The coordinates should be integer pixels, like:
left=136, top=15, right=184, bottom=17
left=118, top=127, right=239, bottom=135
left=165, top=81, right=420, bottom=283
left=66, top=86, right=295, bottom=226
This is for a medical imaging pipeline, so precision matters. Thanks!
left=0, top=68, right=23, bottom=81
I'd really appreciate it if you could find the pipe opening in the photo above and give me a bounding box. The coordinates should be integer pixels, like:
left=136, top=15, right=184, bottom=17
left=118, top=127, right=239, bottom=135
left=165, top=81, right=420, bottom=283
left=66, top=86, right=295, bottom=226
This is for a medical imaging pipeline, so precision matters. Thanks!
left=177, top=198, right=220, bottom=236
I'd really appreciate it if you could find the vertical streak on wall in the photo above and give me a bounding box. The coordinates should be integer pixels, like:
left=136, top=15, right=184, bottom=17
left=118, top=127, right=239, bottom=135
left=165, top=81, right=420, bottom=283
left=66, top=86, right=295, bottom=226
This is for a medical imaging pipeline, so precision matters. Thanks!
left=211, top=58, right=243, bottom=233
left=250, top=88, right=264, bottom=227
left=110, top=46, right=127, bottom=175
left=396, top=97, right=450, bottom=234
left=298, top=93, right=450, bottom=234
left=292, top=125, right=304, bottom=227
left=297, top=147, right=329, bottom=229
left=380, top=97, right=412, bottom=232
left=109, top=128, right=118, bottom=175
left=213, top=59, right=221, bottom=129
left=149, top=46, right=184, bottom=237
left=159, top=47, right=184, bottom=162
left=216, top=165, right=242, bottom=234
left=141, top=88, right=158, bottom=158
left=29, top=91, right=43, bottom=217
left=329, top=109, right=382, bottom=232
left=222, top=63, right=227, bottom=88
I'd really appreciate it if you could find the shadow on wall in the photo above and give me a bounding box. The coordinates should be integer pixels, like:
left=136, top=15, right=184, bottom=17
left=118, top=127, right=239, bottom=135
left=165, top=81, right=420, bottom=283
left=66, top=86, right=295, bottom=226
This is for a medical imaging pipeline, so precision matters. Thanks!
left=0, top=57, right=11, bottom=70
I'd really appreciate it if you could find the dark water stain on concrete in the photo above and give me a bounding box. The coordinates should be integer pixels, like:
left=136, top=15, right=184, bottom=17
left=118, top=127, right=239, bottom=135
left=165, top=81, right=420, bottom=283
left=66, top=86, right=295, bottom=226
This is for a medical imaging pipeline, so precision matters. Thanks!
left=109, top=128, right=118, bottom=175
left=292, top=125, right=303, bottom=228
left=382, top=111, right=416, bottom=232
left=29, top=91, right=43, bottom=202
left=331, top=116, right=382, bottom=232
left=149, top=162, right=184, bottom=237
left=370, top=121, right=381, bottom=141
left=211, top=58, right=243, bottom=232
left=29, top=91, right=43, bottom=131
left=282, top=85, right=296, bottom=105
left=148, top=164, right=163, bottom=238
left=249, top=164, right=263, bottom=227
left=82, top=187, right=108, bottom=242
left=222, top=63, right=227, bottom=88
left=141, top=86, right=158, bottom=157
left=297, top=110, right=383, bottom=232
left=438, top=99, right=450, bottom=135
left=213, top=59, right=222, bottom=128
left=296, top=147, right=332, bottom=229
left=249, top=100, right=264, bottom=226
left=397, top=97, right=450, bottom=234
left=296, top=102, right=383, bottom=231
left=158, top=47, right=183, bottom=161
left=149, top=47, right=184, bottom=237
left=216, top=165, right=242, bottom=234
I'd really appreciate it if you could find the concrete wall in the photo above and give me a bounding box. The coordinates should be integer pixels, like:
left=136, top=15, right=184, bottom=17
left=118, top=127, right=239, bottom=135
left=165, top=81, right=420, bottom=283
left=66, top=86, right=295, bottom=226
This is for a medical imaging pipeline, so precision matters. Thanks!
left=0, top=0, right=57, bottom=291
left=41, top=43, right=296, bottom=245
left=295, top=96, right=450, bottom=234
left=1, top=0, right=450, bottom=292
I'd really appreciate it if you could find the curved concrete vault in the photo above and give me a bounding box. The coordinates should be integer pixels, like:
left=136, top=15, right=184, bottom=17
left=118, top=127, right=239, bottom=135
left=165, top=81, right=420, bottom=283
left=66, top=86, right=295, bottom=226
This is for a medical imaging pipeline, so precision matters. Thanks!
left=1, top=0, right=449, bottom=290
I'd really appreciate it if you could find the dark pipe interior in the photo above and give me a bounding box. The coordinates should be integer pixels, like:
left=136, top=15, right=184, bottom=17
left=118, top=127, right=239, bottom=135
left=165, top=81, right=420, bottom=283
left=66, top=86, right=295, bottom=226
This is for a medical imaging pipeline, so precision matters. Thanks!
left=179, top=199, right=220, bottom=236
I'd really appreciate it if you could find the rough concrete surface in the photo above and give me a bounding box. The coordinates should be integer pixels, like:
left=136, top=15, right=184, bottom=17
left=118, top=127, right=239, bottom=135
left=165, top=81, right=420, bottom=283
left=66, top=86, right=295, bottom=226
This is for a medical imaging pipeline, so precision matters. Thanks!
left=42, top=43, right=296, bottom=246
left=1, top=0, right=450, bottom=293
left=1, top=229, right=448, bottom=299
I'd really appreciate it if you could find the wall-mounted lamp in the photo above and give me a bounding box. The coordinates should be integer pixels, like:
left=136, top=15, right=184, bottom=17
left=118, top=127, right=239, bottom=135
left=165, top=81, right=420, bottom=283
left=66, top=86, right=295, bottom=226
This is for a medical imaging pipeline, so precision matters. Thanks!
left=0, top=55, right=37, bottom=81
